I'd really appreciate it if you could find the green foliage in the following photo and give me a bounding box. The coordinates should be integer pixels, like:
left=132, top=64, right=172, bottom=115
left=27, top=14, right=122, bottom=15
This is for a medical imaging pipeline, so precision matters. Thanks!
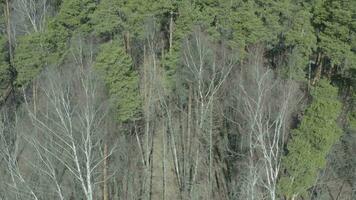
left=348, top=91, right=356, bottom=131
left=90, top=0, right=174, bottom=38
left=254, top=0, right=285, bottom=43
left=278, top=79, right=342, bottom=198
left=57, top=0, right=97, bottom=33
left=0, top=36, right=10, bottom=89
left=120, top=0, right=148, bottom=39
left=165, top=0, right=317, bottom=87
left=350, top=112, right=356, bottom=131
left=90, top=0, right=125, bottom=39
left=218, top=0, right=267, bottom=55
left=278, top=48, right=309, bottom=81
left=14, top=20, right=70, bottom=87
left=43, top=20, right=70, bottom=63
left=94, top=41, right=141, bottom=122
left=13, top=0, right=99, bottom=87
left=312, top=0, right=356, bottom=67
left=284, top=4, right=317, bottom=56
left=3, top=0, right=356, bottom=198
left=14, top=33, right=46, bottom=86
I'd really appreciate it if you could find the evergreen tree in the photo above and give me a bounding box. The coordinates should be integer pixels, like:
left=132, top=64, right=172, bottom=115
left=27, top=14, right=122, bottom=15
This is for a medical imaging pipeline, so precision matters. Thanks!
left=164, top=0, right=227, bottom=90
left=218, top=0, right=266, bottom=54
left=277, top=1, right=317, bottom=81
left=14, top=33, right=46, bottom=86
left=254, top=0, right=285, bottom=44
left=278, top=79, right=343, bottom=199
left=42, top=19, right=70, bottom=64
left=90, top=0, right=125, bottom=40
left=94, top=41, right=141, bottom=122
left=14, top=19, right=69, bottom=87
left=57, top=0, right=97, bottom=33
left=0, top=36, right=10, bottom=89
left=311, top=0, right=356, bottom=74
left=284, top=2, right=316, bottom=56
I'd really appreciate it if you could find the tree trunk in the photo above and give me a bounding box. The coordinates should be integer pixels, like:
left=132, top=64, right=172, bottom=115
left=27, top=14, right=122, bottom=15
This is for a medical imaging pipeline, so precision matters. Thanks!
left=103, top=143, right=109, bottom=200
left=186, top=83, right=192, bottom=196
left=4, top=0, right=13, bottom=64
left=124, top=32, right=131, bottom=54
left=208, top=98, right=214, bottom=200
left=352, top=178, right=356, bottom=200
left=312, top=52, right=323, bottom=85
left=33, top=80, right=37, bottom=116
left=328, top=63, right=335, bottom=79
left=335, top=180, right=345, bottom=200
left=169, top=11, right=174, bottom=53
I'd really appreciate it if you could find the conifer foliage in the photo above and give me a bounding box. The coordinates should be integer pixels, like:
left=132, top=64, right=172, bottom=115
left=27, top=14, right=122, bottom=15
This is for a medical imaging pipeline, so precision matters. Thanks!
left=279, top=80, right=343, bottom=198
left=94, top=41, right=141, bottom=122
left=0, top=0, right=355, bottom=199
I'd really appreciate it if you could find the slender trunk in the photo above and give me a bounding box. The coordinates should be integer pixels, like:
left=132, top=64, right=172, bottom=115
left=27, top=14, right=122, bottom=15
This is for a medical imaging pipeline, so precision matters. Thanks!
left=312, top=52, right=323, bottom=85
left=189, top=91, right=200, bottom=198
left=186, top=84, right=192, bottom=195
left=308, top=61, right=311, bottom=91
left=163, top=123, right=167, bottom=200
left=335, top=181, right=345, bottom=200
left=124, top=32, right=131, bottom=54
left=179, top=105, right=185, bottom=195
left=149, top=128, right=154, bottom=200
left=169, top=11, right=173, bottom=53
left=328, top=63, right=335, bottom=79
left=208, top=98, right=214, bottom=200
left=352, top=178, right=356, bottom=200
left=103, top=143, right=109, bottom=200
left=33, top=80, right=37, bottom=116
left=4, top=0, right=13, bottom=64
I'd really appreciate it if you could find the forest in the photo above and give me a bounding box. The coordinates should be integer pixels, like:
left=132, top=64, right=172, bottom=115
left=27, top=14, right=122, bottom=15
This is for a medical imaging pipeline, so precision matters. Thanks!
left=0, top=0, right=355, bottom=199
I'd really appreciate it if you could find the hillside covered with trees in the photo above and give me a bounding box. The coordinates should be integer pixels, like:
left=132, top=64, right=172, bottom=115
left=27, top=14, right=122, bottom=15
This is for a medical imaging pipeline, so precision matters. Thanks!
left=0, top=0, right=355, bottom=199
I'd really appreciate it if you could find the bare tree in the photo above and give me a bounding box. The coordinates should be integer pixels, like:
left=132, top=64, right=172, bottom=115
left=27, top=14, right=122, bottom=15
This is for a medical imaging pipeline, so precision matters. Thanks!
left=0, top=66, right=116, bottom=200
left=27, top=68, right=115, bottom=200
left=228, top=47, right=301, bottom=200
left=172, top=28, right=234, bottom=199
left=0, top=112, right=40, bottom=200
left=12, top=0, right=48, bottom=34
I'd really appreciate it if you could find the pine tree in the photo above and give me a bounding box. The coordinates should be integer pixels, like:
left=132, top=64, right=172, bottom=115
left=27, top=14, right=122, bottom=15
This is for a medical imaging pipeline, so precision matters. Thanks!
left=311, top=0, right=356, bottom=78
left=43, top=19, right=70, bottom=63
left=278, top=79, right=343, bottom=199
left=14, top=33, right=46, bottom=86
left=57, top=0, right=97, bottom=33
left=90, top=0, right=125, bottom=40
left=94, top=41, right=141, bottom=122
left=0, top=36, right=10, bottom=89
left=14, top=19, right=70, bottom=87
left=218, top=0, right=267, bottom=55
left=280, top=2, right=317, bottom=81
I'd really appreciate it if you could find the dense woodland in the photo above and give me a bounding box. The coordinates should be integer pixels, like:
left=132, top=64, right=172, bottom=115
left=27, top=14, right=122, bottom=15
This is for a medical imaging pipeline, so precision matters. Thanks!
left=0, top=0, right=355, bottom=199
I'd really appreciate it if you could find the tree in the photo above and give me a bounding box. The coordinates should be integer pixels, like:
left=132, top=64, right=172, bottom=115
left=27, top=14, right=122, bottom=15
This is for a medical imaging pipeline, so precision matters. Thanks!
left=241, top=58, right=299, bottom=200
left=311, top=0, right=356, bottom=83
left=42, top=19, right=70, bottom=63
left=221, top=0, right=266, bottom=51
left=279, top=79, right=343, bottom=199
left=90, top=0, right=125, bottom=40
left=94, top=40, right=141, bottom=122
left=281, top=2, right=317, bottom=82
left=220, top=46, right=301, bottom=200
left=0, top=67, right=115, bottom=200
left=0, top=36, right=11, bottom=89
left=13, top=18, right=70, bottom=87
left=56, top=0, right=96, bottom=33
left=179, top=29, right=233, bottom=199
left=12, top=0, right=48, bottom=33
left=13, top=33, right=46, bottom=86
